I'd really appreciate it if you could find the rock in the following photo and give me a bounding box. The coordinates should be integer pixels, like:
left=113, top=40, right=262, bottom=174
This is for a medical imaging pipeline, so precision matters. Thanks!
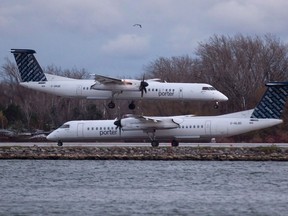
left=0, top=146, right=288, bottom=160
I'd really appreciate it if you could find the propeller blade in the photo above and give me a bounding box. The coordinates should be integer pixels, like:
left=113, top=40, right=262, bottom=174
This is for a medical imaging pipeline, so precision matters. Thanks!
left=114, top=119, right=122, bottom=135
left=139, top=76, right=149, bottom=97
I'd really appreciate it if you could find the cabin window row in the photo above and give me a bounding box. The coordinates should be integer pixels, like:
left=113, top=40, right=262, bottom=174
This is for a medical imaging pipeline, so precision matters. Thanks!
left=180, top=125, right=204, bottom=129
left=85, top=125, right=204, bottom=131
left=147, top=88, right=175, bottom=92
left=87, top=127, right=117, bottom=131
left=81, top=87, right=177, bottom=92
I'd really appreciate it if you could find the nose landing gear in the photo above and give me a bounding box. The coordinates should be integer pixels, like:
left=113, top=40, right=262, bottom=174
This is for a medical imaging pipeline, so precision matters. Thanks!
left=214, top=101, right=219, bottom=109
left=57, top=140, right=63, bottom=146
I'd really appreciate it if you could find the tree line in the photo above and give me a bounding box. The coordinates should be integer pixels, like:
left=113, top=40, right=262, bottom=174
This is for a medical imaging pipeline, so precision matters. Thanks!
left=1, top=34, right=288, bottom=142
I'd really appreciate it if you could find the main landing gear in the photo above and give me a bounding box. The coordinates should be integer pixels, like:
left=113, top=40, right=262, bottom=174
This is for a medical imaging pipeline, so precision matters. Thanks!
left=151, top=140, right=159, bottom=147
left=57, top=140, right=63, bottom=146
left=107, top=101, right=136, bottom=110
left=150, top=139, right=179, bottom=147
left=108, top=101, right=116, bottom=109
left=171, top=139, right=179, bottom=147
left=147, top=130, right=179, bottom=147
left=146, top=130, right=159, bottom=147
left=128, top=101, right=136, bottom=110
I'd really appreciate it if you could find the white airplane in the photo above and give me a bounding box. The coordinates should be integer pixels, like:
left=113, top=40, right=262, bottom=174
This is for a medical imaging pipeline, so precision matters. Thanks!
left=47, top=81, right=288, bottom=147
left=11, top=49, right=228, bottom=109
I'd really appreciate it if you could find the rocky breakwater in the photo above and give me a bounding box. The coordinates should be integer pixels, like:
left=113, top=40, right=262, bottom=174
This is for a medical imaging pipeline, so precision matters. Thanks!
left=1, top=145, right=288, bottom=160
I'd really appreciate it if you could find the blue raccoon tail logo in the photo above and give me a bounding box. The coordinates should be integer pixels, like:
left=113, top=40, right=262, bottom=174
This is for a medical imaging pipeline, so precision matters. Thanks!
left=251, top=82, right=288, bottom=119
left=11, top=49, right=47, bottom=82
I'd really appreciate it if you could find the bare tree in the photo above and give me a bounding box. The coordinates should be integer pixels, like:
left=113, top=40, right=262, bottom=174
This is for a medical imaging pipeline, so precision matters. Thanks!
left=196, top=34, right=288, bottom=111
left=144, top=55, right=202, bottom=82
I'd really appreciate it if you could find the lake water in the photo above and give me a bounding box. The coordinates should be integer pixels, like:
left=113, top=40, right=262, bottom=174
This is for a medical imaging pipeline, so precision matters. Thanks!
left=0, top=160, right=288, bottom=216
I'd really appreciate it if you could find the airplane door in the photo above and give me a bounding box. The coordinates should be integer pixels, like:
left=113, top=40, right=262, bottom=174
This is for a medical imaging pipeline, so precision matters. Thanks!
left=76, top=85, right=82, bottom=96
left=77, top=123, right=84, bottom=137
left=205, top=121, right=211, bottom=135
left=179, top=88, right=183, bottom=98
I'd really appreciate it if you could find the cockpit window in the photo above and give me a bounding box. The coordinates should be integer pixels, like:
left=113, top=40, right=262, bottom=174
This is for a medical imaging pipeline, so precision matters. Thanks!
left=60, top=124, right=70, bottom=129
left=202, top=87, right=216, bottom=91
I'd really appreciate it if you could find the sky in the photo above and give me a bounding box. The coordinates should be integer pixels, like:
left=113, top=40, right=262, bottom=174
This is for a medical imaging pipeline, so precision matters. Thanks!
left=1, top=0, right=288, bottom=78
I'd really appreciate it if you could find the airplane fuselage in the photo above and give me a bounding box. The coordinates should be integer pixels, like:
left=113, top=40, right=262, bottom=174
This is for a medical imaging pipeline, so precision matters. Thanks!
left=47, top=116, right=282, bottom=143
left=20, top=80, right=228, bottom=102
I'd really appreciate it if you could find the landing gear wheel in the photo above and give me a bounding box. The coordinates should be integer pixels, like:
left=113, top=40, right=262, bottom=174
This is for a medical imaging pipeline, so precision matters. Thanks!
left=57, top=141, right=63, bottom=146
left=108, top=101, right=115, bottom=109
left=214, top=103, right=219, bottom=109
left=171, top=140, right=179, bottom=147
left=151, top=140, right=159, bottom=147
left=128, top=102, right=136, bottom=110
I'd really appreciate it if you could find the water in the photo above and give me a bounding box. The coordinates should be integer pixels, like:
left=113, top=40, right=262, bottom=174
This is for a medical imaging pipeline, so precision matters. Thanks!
left=0, top=160, right=288, bottom=216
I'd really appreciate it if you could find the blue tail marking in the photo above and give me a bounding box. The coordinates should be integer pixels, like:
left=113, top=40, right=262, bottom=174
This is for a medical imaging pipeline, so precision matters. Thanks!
left=251, top=82, right=288, bottom=119
left=11, top=49, right=47, bottom=82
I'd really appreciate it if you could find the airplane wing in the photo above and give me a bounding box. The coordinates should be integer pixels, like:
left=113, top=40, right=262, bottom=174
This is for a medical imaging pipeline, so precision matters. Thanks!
left=119, top=115, right=180, bottom=131
left=95, top=74, right=131, bottom=85
left=146, top=78, right=162, bottom=82
left=91, top=74, right=140, bottom=91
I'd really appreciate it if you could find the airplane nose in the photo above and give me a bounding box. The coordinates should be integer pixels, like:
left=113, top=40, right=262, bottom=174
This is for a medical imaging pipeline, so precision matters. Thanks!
left=221, top=94, right=229, bottom=101
left=46, top=131, right=58, bottom=141
left=216, top=91, right=228, bottom=101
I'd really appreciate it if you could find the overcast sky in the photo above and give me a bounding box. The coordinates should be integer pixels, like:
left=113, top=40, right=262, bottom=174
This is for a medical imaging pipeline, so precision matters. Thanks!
left=1, top=0, right=288, bottom=78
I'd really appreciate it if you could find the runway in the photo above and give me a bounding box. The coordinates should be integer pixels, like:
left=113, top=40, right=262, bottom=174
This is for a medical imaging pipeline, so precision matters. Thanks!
left=0, top=142, right=288, bottom=148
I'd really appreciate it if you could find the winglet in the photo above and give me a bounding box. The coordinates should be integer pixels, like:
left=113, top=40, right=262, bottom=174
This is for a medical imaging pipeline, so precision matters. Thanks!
left=251, top=82, right=288, bottom=119
left=11, top=49, right=47, bottom=82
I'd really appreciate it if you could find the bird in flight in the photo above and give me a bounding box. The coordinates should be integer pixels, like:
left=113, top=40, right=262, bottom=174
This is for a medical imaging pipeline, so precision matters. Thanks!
left=133, top=24, right=142, bottom=28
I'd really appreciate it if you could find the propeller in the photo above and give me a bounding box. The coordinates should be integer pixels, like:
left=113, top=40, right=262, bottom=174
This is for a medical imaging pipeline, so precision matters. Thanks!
left=139, top=76, right=149, bottom=97
left=114, top=118, right=122, bottom=136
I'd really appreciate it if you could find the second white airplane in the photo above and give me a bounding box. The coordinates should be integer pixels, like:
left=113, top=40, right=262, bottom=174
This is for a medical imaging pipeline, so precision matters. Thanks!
left=11, top=49, right=228, bottom=109
left=47, top=82, right=288, bottom=147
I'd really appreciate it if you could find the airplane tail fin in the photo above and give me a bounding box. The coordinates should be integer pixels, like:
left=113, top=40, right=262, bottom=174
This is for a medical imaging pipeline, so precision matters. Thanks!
left=251, top=82, right=288, bottom=119
left=11, top=49, right=47, bottom=82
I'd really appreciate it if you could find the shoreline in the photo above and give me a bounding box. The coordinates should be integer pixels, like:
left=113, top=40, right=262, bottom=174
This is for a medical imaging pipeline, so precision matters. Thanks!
left=1, top=146, right=288, bottom=160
